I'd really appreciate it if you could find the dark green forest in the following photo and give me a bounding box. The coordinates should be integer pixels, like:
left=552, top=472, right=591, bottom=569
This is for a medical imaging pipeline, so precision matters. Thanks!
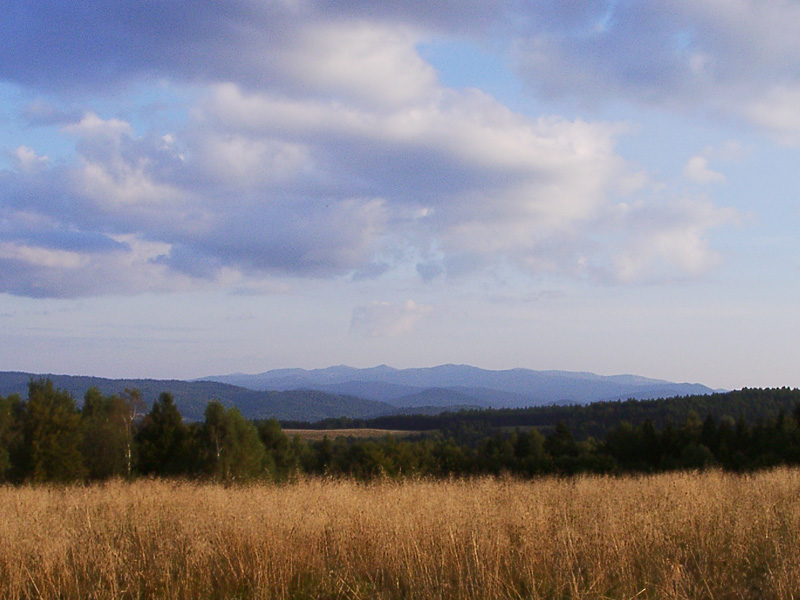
left=2, top=379, right=800, bottom=483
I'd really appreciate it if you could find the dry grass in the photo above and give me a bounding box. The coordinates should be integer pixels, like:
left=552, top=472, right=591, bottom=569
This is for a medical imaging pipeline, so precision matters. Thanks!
left=283, top=428, right=417, bottom=441
left=2, top=469, right=800, bottom=599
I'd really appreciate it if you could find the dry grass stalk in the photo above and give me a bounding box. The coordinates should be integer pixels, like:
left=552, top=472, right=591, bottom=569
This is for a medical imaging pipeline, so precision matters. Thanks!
left=1, top=468, right=800, bottom=599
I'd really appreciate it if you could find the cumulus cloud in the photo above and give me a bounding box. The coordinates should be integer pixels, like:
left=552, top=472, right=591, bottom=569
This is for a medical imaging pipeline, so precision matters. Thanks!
left=598, top=198, right=739, bottom=284
left=0, top=2, right=492, bottom=97
left=0, top=234, right=198, bottom=299
left=683, top=155, right=726, bottom=185
left=350, top=300, right=433, bottom=338
left=0, top=3, right=738, bottom=298
left=746, top=86, right=800, bottom=144
left=511, top=0, right=800, bottom=136
left=13, top=146, right=48, bottom=173
left=6, top=1, right=800, bottom=139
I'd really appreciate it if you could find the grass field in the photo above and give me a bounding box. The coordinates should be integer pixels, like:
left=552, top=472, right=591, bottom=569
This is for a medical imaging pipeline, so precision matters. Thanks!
left=283, top=428, right=417, bottom=440
left=2, top=469, right=800, bottom=599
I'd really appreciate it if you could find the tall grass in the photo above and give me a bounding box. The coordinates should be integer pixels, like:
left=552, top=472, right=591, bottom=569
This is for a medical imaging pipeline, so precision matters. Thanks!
left=2, top=469, right=800, bottom=599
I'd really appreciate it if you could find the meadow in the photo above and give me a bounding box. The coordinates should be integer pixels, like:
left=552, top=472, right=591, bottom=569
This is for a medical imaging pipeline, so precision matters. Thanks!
left=2, top=469, right=800, bottom=599
left=283, top=428, right=416, bottom=441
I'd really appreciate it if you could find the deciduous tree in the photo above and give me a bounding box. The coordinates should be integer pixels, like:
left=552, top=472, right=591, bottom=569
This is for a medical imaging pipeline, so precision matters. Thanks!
left=21, top=379, right=86, bottom=482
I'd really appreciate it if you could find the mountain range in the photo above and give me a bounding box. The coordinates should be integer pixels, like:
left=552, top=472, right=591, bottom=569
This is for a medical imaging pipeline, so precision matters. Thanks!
left=199, top=364, right=717, bottom=407
left=0, top=365, right=717, bottom=422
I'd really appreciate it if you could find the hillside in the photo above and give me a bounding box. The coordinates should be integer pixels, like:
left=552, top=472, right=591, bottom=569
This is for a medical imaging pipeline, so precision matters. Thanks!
left=0, top=364, right=720, bottom=423
left=0, top=372, right=394, bottom=422
left=310, top=387, right=800, bottom=442
left=200, top=364, right=717, bottom=408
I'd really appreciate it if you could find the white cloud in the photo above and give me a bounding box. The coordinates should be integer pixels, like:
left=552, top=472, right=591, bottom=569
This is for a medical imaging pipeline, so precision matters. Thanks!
left=511, top=1, right=800, bottom=137
left=746, top=86, right=800, bottom=144
left=284, top=22, right=439, bottom=109
left=0, top=233, right=201, bottom=298
left=0, top=8, right=738, bottom=298
left=13, top=146, right=49, bottom=172
left=191, top=134, right=311, bottom=187
left=0, top=66, right=734, bottom=297
left=197, top=82, right=638, bottom=275
left=683, top=155, right=726, bottom=185
left=350, top=300, right=432, bottom=337
left=0, top=241, right=85, bottom=269
left=64, top=112, right=134, bottom=142
left=602, top=198, right=739, bottom=284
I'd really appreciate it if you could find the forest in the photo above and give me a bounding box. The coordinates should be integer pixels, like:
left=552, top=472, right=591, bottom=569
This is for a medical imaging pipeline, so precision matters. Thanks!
left=2, top=378, right=800, bottom=483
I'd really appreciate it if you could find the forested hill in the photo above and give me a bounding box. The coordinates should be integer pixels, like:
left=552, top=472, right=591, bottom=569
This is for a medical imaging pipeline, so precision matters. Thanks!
left=201, top=364, right=717, bottom=406
left=0, top=372, right=394, bottom=422
left=3, top=378, right=800, bottom=483
left=2, top=372, right=794, bottom=432
left=288, top=388, right=800, bottom=440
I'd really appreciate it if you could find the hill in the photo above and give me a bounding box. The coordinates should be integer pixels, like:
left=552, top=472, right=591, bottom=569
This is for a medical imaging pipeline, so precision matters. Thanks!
left=0, top=372, right=394, bottom=422
left=200, top=364, right=717, bottom=408
left=307, top=387, right=800, bottom=442
left=0, top=364, right=720, bottom=423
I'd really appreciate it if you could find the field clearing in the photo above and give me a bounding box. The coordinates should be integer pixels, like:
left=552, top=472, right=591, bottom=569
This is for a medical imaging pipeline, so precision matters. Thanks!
left=283, top=428, right=418, bottom=440
left=2, top=469, right=800, bottom=599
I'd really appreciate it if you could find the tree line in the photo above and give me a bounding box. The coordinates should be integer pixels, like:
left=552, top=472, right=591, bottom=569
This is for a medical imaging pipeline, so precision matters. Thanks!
left=286, top=387, right=800, bottom=440
left=3, top=379, right=800, bottom=483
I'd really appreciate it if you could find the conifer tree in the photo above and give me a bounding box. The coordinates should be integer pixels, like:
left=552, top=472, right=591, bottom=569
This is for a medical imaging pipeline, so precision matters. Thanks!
left=136, top=392, right=188, bottom=476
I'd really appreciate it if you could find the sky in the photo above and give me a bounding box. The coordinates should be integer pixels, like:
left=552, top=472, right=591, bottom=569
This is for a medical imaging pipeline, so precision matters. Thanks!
left=1, top=1, right=800, bottom=390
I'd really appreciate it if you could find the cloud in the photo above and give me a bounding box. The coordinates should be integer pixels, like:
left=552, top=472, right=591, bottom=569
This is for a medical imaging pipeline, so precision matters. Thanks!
left=0, top=74, right=733, bottom=297
left=350, top=300, right=432, bottom=338
left=0, top=5, right=738, bottom=298
left=597, top=198, right=739, bottom=284
left=0, top=235, right=197, bottom=299
left=6, top=1, right=800, bottom=142
left=21, top=99, right=82, bottom=126
left=510, top=1, right=800, bottom=136
left=0, top=2, right=490, bottom=99
left=13, top=146, right=48, bottom=172
left=746, top=86, right=800, bottom=144
left=683, top=155, right=726, bottom=185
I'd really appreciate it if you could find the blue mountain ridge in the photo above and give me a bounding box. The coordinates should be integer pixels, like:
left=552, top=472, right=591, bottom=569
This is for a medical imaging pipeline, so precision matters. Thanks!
left=198, top=364, right=718, bottom=408
left=0, top=365, right=719, bottom=422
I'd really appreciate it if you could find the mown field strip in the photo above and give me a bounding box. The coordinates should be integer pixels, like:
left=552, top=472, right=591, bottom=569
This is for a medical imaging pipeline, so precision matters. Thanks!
left=283, top=428, right=418, bottom=440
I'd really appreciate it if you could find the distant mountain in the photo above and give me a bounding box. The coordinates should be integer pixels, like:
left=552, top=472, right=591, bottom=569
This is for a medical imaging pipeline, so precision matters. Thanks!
left=200, top=364, right=717, bottom=408
left=0, top=372, right=394, bottom=422
left=0, top=365, right=718, bottom=423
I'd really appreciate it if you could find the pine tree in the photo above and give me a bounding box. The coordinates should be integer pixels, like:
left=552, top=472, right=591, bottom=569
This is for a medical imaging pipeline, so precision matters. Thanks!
left=136, top=392, right=188, bottom=476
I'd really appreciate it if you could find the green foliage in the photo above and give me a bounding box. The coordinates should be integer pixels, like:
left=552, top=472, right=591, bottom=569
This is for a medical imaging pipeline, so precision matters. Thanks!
left=202, top=401, right=266, bottom=481
left=0, top=394, right=19, bottom=480
left=81, top=387, right=132, bottom=480
left=257, top=419, right=309, bottom=481
left=20, top=379, right=86, bottom=482
left=136, top=392, right=189, bottom=476
left=328, top=387, right=800, bottom=441
left=5, top=381, right=800, bottom=483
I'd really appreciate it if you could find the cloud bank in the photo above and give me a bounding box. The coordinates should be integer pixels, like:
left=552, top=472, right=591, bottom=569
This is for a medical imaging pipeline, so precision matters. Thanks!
left=0, top=1, right=755, bottom=298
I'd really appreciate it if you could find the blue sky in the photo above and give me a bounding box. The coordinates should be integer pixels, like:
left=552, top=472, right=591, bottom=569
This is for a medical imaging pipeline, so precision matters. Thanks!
left=2, top=1, right=800, bottom=389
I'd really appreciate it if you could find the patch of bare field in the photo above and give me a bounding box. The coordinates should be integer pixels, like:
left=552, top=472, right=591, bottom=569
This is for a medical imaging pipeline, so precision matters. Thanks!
left=2, top=468, right=800, bottom=599
left=283, top=428, right=417, bottom=440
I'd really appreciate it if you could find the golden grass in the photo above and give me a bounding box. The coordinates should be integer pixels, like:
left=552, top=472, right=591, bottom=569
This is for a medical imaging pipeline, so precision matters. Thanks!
left=2, top=469, right=800, bottom=599
left=283, top=428, right=418, bottom=440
